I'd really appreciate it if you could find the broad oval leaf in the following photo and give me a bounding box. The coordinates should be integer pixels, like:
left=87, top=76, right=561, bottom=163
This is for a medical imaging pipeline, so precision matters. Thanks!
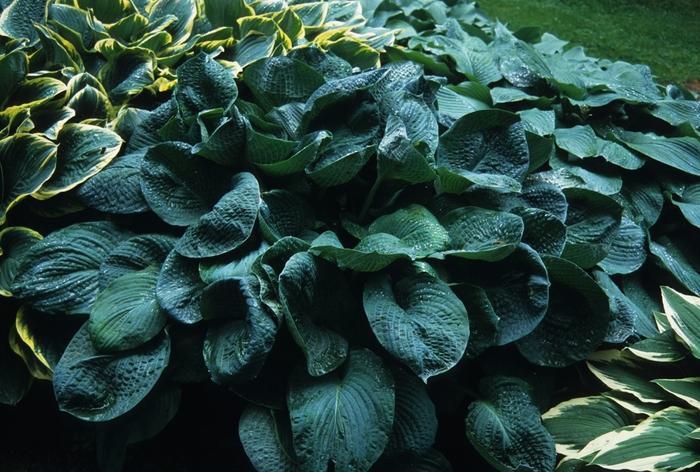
left=363, top=269, right=469, bottom=382
left=174, top=172, right=260, bottom=258
left=202, top=276, right=277, bottom=384
left=141, top=141, right=231, bottom=227
left=440, top=206, right=523, bottom=261
left=99, top=233, right=177, bottom=288
left=12, top=221, right=130, bottom=315
left=0, top=226, right=42, bottom=297
left=279, top=252, right=351, bottom=377
left=287, top=348, right=395, bottom=472
left=156, top=250, right=206, bottom=324
left=465, top=376, right=556, bottom=472
left=89, top=269, right=166, bottom=352
left=239, top=405, right=299, bottom=472
left=517, top=256, right=610, bottom=367
left=53, top=324, right=170, bottom=422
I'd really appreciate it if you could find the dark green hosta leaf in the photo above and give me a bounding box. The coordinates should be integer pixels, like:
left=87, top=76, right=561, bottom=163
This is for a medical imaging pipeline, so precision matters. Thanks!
left=553, top=125, right=598, bottom=159
left=561, top=188, right=623, bottom=269
left=614, top=177, right=663, bottom=230
left=77, top=153, right=149, bottom=214
left=650, top=236, right=700, bottom=297
left=384, top=365, right=438, bottom=457
left=0, top=133, right=56, bottom=224
left=204, top=0, right=254, bottom=28
left=596, top=139, right=645, bottom=170
left=253, top=130, right=331, bottom=177
left=305, top=128, right=377, bottom=188
left=12, top=222, right=130, bottom=315
left=369, top=205, right=449, bottom=258
left=259, top=190, right=315, bottom=242
left=0, top=227, right=42, bottom=297
left=517, top=256, right=610, bottom=367
left=465, top=376, right=555, bottom=472
left=287, top=348, right=395, bottom=472
left=175, top=52, right=238, bottom=123
left=175, top=172, right=260, bottom=258
left=141, top=141, right=231, bottom=226
left=99, top=234, right=177, bottom=288
left=192, top=107, right=246, bottom=166
left=252, top=236, right=310, bottom=321
left=156, top=250, right=206, bottom=324
left=511, top=207, right=567, bottom=256
left=0, top=327, right=32, bottom=405
left=377, top=97, right=438, bottom=184
left=202, top=276, right=277, bottom=384
left=310, top=231, right=412, bottom=273
left=239, top=405, right=298, bottom=472
left=35, top=124, right=123, bottom=199
left=597, top=216, right=646, bottom=275
left=451, top=243, right=549, bottom=346
left=518, top=108, right=555, bottom=136
left=594, top=271, right=640, bottom=343
left=363, top=269, right=468, bottom=382
left=312, top=204, right=449, bottom=272
left=0, top=0, right=47, bottom=42
left=436, top=109, right=529, bottom=193
left=244, top=56, right=325, bottom=110
left=542, top=395, right=634, bottom=456
left=199, top=242, right=268, bottom=284
left=440, top=206, right=523, bottom=261
left=54, top=324, right=170, bottom=422
left=301, top=68, right=387, bottom=130
left=89, top=269, right=166, bottom=352
left=378, top=449, right=453, bottom=472
left=279, top=252, right=352, bottom=376
left=615, top=131, right=700, bottom=177
left=672, top=183, right=700, bottom=229
left=520, top=176, right=569, bottom=222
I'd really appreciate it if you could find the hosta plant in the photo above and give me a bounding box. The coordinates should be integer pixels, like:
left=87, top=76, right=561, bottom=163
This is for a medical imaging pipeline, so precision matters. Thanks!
left=544, top=287, right=700, bottom=472
left=0, top=0, right=698, bottom=471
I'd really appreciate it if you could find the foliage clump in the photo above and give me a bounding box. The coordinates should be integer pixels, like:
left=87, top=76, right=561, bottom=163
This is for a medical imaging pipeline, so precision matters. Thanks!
left=0, top=0, right=698, bottom=471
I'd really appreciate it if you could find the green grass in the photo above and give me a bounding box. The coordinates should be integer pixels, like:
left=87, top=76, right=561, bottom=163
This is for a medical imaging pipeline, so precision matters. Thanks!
left=476, top=0, right=700, bottom=85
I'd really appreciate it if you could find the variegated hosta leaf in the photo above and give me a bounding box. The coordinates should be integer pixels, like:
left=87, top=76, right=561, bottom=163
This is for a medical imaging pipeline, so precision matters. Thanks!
left=0, top=133, right=57, bottom=224
left=661, top=286, right=700, bottom=359
left=543, top=395, right=635, bottom=456
left=34, top=124, right=123, bottom=199
left=588, top=408, right=700, bottom=472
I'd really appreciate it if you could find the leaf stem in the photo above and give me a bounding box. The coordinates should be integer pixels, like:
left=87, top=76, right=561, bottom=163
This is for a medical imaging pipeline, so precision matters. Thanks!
left=359, top=176, right=382, bottom=222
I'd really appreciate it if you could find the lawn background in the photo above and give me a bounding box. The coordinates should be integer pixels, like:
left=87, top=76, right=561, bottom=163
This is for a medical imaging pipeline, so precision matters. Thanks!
left=476, top=0, right=700, bottom=87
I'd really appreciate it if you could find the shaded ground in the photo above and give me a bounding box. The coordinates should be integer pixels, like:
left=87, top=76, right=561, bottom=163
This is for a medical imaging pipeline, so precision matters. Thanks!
left=477, top=0, right=700, bottom=88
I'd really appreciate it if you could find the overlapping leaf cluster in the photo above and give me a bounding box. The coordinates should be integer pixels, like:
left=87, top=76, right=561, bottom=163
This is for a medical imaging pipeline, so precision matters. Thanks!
left=0, top=0, right=698, bottom=471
